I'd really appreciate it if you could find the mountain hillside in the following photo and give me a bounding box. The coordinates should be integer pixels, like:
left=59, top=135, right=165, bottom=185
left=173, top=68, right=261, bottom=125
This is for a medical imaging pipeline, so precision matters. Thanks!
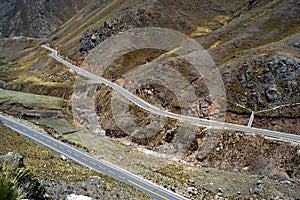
left=0, top=0, right=300, bottom=199
left=0, top=0, right=92, bottom=38
left=49, top=0, right=248, bottom=59
left=0, top=0, right=298, bottom=129
left=0, top=0, right=299, bottom=133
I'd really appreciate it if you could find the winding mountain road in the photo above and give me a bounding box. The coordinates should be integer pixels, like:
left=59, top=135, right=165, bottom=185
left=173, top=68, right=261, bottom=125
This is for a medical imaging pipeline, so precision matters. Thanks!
left=41, top=45, right=300, bottom=145
left=1, top=45, right=299, bottom=200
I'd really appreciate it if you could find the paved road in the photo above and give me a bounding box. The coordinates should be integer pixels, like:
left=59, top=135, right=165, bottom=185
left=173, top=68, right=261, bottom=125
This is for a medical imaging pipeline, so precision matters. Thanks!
left=0, top=114, right=187, bottom=200
left=41, top=45, right=300, bottom=144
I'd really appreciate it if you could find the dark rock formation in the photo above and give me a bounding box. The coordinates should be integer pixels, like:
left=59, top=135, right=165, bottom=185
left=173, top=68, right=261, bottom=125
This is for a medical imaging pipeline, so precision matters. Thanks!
left=79, top=7, right=162, bottom=54
left=225, top=55, right=299, bottom=111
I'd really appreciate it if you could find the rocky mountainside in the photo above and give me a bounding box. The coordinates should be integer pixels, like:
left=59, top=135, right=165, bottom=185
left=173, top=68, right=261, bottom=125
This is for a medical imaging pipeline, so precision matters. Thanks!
left=47, top=0, right=300, bottom=114
left=0, top=0, right=300, bottom=199
left=0, top=0, right=299, bottom=144
left=49, top=0, right=248, bottom=59
left=0, top=0, right=92, bottom=38
left=204, top=0, right=300, bottom=111
left=0, top=0, right=298, bottom=130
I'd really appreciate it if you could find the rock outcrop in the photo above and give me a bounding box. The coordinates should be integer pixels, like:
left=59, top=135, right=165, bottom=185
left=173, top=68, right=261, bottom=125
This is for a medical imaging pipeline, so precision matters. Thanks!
left=224, top=55, right=299, bottom=111
left=0, top=151, right=24, bottom=168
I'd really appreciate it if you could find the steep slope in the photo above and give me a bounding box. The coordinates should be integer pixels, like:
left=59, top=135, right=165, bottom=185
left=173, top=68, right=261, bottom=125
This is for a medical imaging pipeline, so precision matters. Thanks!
left=198, top=0, right=300, bottom=133
left=1, top=0, right=299, bottom=132
left=0, top=0, right=92, bottom=38
left=0, top=0, right=248, bottom=95
left=50, top=0, right=248, bottom=59
left=0, top=1, right=300, bottom=198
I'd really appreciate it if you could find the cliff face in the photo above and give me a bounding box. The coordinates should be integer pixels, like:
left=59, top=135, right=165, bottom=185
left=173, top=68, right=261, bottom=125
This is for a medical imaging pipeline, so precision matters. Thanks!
left=0, top=0, right=91, bottom=38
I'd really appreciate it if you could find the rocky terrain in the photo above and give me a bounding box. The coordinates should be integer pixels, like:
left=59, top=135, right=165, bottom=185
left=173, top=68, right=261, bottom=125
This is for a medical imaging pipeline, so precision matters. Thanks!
left=0, top=89, right=299, bottom=199
left=65, top=0, right=300, bottom=140
left=224, top=55, right=299, bottom=111
left=0, top=0, right=299, bottom=199
left=223, top=53, right=300, bottom=134
left=51, top=0, right=247, bottom=59
left=0, top=0, right=92, bottom=38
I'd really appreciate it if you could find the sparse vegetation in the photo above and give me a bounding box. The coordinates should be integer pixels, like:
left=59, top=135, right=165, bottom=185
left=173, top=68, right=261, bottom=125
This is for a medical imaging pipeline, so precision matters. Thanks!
left=0, top=0, right=299, bottom=199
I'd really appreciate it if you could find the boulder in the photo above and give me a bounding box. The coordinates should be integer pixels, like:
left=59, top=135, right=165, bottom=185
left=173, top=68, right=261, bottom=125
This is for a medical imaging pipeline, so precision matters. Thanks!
left=66, top=194, right=94, bottom=200
left=265, top=86, right=280, bottom=102
left=269, top=167, right=290, bottom=181
left=293, top=42, right=300, bottom=49
left=104, top=18, right=118, bottom=29
left=60, top=154, right=68, bottom=161
left=0, top=80, right=6, bottom=89
left=293, top=149, right=300, bottom=165
left=0, top=152, right=24, bottom=168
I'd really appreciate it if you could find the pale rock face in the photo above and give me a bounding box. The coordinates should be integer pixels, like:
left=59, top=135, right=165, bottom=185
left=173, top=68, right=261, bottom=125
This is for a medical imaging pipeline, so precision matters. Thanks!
left=66, top=194, right=94, bottom=200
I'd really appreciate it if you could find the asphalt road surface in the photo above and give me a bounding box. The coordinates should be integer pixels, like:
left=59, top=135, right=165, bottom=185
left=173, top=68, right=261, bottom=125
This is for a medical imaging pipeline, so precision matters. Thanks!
left=41, top=45, right=300, bottom=145
left=0, top=114, right=187, bottom=200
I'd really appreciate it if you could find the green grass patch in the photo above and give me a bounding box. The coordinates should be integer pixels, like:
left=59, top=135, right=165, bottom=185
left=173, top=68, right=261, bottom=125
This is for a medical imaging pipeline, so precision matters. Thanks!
left=33, top=118, right=77, bottom=135
left=0, top=90, right=63, bottom=110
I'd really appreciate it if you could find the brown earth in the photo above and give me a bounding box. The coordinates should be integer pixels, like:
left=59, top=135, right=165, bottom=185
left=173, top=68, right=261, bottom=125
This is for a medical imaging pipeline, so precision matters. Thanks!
left=0, top=0, right=299, bottom=199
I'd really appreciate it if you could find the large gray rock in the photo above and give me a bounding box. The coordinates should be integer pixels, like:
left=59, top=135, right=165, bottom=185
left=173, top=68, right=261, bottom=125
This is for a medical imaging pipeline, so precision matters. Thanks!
left=66, top=194, right=94, bottom=200
left=104, top=18, right=118, bottom=29
left=265, top=86, right=280, bottom=102
left=0, top=151, right=24, bottom=167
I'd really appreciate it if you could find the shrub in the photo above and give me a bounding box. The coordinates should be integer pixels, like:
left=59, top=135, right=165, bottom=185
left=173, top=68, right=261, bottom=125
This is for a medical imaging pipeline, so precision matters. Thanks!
left=0, top=163, right=47, bottom=200
left=0, top=166, right=25, bottom=200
